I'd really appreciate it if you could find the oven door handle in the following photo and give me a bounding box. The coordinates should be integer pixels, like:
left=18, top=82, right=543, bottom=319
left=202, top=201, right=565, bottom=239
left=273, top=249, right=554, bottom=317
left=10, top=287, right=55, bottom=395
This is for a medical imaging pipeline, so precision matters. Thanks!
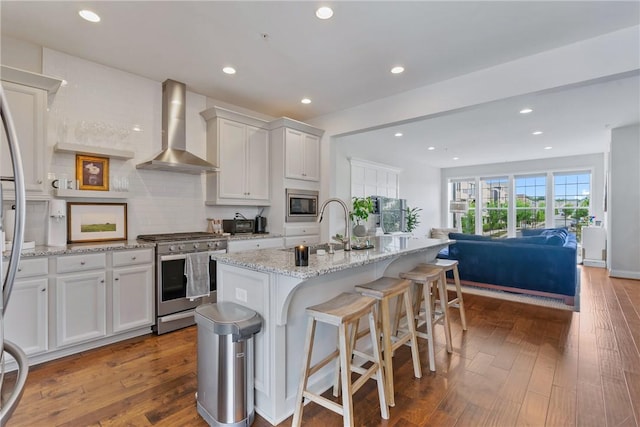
left=160, top=254, right=188, bottom=262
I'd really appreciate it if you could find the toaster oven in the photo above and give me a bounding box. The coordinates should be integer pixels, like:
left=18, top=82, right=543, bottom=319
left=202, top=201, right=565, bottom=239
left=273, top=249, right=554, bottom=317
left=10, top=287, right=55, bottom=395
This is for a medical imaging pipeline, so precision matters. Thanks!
left=222, top=219, right=255, bottom=234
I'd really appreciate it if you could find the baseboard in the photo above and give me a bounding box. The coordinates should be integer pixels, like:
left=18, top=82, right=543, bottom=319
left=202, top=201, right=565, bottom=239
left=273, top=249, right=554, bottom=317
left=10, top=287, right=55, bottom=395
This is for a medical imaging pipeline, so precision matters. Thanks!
left=583, top=259, right=606, bottom=268
left=608, top=269, right=640, bottom=280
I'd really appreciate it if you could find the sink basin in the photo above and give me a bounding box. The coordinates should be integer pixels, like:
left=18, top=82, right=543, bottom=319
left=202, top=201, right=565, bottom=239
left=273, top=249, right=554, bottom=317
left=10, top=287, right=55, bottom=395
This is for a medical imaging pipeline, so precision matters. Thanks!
left=282, top=243, right=341, bottom=254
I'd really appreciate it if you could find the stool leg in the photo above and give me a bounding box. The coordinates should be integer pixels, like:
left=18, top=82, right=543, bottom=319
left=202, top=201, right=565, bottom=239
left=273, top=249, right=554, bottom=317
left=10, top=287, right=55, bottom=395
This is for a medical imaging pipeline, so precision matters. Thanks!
left=452, top=266, right=467, bottom=331
left=292, top=317, right=317, bottom=427
left=403, top=289, right=422, bottom=379
left=367, top=309, right=389, bottom=420
left=437, top=271, right=453, bottom=353
left=379, top=296, right=395, bottom=407
left=338, top=322, right=355, bottom=427
left=333, top=317, right=360, bottom=397
left=421, top=281, right=436, bottom=372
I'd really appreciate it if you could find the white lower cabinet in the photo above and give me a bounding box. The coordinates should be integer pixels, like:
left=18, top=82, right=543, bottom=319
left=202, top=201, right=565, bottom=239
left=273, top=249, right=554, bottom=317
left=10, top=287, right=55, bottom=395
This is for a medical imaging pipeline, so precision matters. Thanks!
left=56, top=270, right=107, bottom=347
left=4, top=277, right=48, bottom=356
left=112, top=264, right=154, bottom=333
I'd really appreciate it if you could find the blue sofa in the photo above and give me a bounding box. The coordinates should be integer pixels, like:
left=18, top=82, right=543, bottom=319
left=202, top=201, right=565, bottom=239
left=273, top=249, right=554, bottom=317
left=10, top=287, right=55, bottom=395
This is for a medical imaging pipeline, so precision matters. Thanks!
left=438, top=228, right=578, bottom=305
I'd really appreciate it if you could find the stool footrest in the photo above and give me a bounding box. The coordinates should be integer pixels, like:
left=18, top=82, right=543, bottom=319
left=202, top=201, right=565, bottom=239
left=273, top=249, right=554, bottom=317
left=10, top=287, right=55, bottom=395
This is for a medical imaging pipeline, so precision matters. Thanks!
left=302, top=391, right=343, bottom=416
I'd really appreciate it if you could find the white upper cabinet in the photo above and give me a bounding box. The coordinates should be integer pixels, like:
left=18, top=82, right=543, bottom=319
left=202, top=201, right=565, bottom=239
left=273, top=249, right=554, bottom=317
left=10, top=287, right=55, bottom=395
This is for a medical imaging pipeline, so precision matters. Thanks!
left=1, top=66, right=62, bottom=200
left=284, top=128, right=320, bottom=182
left=201, top=107, right=270, bottom=205
left=0, top=81, right=47, bottom=197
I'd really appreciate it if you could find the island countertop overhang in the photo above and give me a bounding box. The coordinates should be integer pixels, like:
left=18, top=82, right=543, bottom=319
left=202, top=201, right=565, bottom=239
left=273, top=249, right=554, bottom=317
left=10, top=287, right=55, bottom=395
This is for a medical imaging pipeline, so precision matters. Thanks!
left=211, top=236, right=454, bottom=279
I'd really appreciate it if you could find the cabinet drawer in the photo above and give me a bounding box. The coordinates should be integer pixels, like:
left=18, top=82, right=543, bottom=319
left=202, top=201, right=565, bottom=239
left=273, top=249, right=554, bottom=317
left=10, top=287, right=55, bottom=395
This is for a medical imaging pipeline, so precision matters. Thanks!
left=284, top=235, right=320, bottom=247
left=112, top=249, right=154, bottom=267
left=15, top=257, right=48, bottom=278
left=228, top=237, right=283, bottom=253
left=56, top=253, right=106, bottom=273
left=284, top=224, right=320, bottom=236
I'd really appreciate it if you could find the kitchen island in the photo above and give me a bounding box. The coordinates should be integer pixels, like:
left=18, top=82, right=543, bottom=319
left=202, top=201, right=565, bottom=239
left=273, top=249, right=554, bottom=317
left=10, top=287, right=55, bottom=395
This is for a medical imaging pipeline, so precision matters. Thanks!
left=211, top=236, right=452, bottom=425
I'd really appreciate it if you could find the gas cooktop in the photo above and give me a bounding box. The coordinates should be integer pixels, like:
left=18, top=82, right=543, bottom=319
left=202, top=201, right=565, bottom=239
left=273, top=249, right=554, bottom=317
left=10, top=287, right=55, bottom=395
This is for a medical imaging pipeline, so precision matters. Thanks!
left=137, top=232, right=225, bottom=242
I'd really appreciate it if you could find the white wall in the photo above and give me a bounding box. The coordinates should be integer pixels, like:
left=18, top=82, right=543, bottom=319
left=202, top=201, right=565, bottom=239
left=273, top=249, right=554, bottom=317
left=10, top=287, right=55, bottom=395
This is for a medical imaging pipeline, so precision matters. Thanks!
left=608, top=124, right=640, bottom=279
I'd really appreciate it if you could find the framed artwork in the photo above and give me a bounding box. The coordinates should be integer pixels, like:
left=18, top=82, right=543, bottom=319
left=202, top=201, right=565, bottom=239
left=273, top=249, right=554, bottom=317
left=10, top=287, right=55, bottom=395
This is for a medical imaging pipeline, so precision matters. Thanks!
left=67, top=202, right=127, bottom=243
left=76, top=155, right=109, bottom=191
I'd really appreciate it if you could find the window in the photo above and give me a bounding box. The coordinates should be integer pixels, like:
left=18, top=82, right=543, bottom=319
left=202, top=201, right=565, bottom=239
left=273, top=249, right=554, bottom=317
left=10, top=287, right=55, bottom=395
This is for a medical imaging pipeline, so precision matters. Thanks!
left=451, top=179, right=476, bottom=233
left=515, top=175, right=546, bottom=231
left=481, top=177, right=508, bottom=237
left=554, top=172, right=591, bottom=237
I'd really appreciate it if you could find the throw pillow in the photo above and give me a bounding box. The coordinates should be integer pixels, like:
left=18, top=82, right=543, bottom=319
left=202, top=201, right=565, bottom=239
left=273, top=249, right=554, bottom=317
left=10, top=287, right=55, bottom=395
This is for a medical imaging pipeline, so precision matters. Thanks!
left=430, top=227, right=457, bottom=239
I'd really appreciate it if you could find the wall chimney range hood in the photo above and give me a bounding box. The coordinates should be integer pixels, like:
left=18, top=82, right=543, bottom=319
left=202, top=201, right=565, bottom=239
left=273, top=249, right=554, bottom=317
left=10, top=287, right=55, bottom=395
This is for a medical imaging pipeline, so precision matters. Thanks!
left=136, top=79, right=218, bottom=174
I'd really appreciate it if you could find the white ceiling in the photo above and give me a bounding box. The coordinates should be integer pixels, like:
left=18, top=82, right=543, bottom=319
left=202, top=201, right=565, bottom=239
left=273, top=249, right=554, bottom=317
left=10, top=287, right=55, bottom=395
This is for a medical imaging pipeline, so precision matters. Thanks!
left=2, top=1, right=639, bottom=167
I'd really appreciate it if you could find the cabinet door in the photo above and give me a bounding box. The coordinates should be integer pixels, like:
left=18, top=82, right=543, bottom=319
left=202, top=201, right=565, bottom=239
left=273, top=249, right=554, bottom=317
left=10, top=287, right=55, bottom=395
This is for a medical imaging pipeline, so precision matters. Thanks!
left=0, top=81, right=46, bottom=196
left=56, top=271, right=107, bottom=347
left=246, top=125, right=270, bottom=201
left=218, top=119, right=247, bottom=199
left=112, top=264, right=154, bottom=333
left=302, top=133, right=320, bottom=181
left=4, top=277, right=48, bottom=356
left=284, top=128, right=305, bottom=180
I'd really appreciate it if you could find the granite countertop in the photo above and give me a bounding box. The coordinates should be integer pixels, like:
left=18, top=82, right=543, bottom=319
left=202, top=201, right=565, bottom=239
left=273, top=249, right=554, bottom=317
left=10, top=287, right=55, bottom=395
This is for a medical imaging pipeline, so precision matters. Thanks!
left=2, top=240, right=156, bottom=258
left=211, top=236, right=453, bottom=279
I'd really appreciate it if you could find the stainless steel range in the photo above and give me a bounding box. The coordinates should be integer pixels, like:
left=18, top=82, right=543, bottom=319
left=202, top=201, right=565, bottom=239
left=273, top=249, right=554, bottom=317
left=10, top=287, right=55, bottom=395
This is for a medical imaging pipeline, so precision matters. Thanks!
left=137, top=232, right=228, bottom=334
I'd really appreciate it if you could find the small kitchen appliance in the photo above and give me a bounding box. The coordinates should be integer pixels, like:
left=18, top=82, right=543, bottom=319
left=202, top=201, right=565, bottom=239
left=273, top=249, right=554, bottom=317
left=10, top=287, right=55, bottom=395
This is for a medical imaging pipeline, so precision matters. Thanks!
left=222, top=219, right=254, bottom=234
left=46, top=199, right=67, bottom=247
left=254, top=208, right=267, bottom=234
left=285, top=188, right=319, bottom=222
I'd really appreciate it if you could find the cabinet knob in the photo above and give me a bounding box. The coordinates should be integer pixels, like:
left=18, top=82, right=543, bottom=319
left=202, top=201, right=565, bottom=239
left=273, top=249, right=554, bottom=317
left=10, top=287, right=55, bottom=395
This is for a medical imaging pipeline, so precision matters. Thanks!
left=17, top=267, right=22, bottom=272
left=100, top=279, right=105, bottom=283
left=40, top=288, right=46, bottom=292
left=115, top=277, right=120, bottom=281
left=37, top=179, right=43, bottom=184
left=132, top=256, right=137, bottom=260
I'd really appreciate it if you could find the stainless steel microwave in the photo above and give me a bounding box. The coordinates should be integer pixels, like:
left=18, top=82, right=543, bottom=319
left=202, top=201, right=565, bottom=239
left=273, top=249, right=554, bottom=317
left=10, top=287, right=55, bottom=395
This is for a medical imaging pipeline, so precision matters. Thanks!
left=286, top=189, right=319, bottom=222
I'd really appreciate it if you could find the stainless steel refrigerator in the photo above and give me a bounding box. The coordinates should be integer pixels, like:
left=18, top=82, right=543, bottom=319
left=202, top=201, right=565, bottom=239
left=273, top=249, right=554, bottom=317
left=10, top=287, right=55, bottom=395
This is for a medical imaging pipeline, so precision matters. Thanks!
left=0, top=85, right=28, bottom=425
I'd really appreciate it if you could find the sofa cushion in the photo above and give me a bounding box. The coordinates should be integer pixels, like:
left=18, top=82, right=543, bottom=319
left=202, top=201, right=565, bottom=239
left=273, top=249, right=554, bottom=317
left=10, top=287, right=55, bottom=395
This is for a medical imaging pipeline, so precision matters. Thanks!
left=449, top=232, right=492, bottom=241
left=501, top=236, right=549, bottom=245
left=522, top=227, right=568, bottom=237
left=430, top=227, right=458, bottom=239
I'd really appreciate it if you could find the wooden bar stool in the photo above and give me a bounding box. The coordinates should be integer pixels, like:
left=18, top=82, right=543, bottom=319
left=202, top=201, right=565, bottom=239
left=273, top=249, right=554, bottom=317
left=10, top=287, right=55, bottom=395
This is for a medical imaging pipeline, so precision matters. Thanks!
left=292, top=292, right=389, bottom=427
left=353, top=277, right=422, bottom=407
left=422, top=259, right=467, bottom=331
left=399, top=264, right=453, bottom=372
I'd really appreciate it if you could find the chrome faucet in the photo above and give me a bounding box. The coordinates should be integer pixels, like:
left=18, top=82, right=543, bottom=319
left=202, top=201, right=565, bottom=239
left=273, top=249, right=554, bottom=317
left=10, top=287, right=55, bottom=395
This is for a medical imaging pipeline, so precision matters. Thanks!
left=317, top=197, right=351, bottom=251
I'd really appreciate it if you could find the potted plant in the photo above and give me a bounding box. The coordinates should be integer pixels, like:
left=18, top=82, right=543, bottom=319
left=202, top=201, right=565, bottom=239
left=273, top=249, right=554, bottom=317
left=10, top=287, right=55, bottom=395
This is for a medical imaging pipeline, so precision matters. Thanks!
left=350, top=196, right=375, bottom=237
left=405, top=206, right=422, bottom=233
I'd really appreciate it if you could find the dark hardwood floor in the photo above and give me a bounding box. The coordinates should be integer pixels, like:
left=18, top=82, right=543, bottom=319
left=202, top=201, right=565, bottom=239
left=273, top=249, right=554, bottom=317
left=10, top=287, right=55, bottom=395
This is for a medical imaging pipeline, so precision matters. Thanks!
left=4, top=266, right=639, bottom=426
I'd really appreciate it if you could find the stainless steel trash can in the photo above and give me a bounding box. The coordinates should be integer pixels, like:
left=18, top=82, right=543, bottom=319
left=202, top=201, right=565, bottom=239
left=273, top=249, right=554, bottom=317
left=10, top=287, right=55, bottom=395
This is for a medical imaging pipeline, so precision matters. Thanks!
left=195, top=302, right=262, bottom=427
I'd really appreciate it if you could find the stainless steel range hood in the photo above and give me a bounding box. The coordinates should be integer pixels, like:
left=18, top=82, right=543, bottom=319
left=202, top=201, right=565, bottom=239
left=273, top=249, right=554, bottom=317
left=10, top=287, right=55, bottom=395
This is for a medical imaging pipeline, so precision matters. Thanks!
left=137, top=79, right=218, bottom=174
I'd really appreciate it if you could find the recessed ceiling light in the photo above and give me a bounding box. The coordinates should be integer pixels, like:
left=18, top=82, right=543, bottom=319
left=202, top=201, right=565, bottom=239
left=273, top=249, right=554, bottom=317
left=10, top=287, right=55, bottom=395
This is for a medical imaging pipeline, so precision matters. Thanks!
left=132, top=125, right=143, bottom=132
left=222, top=66, right=236, bottom=75
left=519, top=108, right=533, bottom=114
left=78, top=9, right=100, bottom=23
left=301, top=98, right=311, bottom=104
left=544, top=146, right=553, bottom=150
left=316, top=6, right=334, bottom=19
left=391, top=66, right=405, bottom=74
left=453, top=157, right=459, bottom=160
left=395, top=132, right=403, bottom=137
left=427, top=146, right=435, bottom=151
left=532, top=131, right=543, bottom=135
